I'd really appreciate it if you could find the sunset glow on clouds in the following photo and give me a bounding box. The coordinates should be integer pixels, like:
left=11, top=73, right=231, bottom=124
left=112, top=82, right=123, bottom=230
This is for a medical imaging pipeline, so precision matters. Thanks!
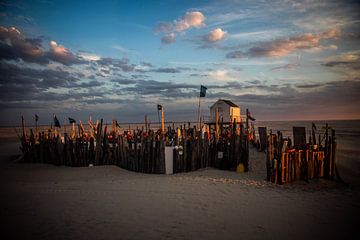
left=0, top=0, right=359, bottom=124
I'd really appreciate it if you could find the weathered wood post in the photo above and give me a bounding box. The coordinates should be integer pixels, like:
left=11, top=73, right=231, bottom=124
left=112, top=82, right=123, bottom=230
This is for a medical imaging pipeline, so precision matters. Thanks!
left=215, top=108, right=219, bottom=140
left=161, top=108, right=165, bottom=133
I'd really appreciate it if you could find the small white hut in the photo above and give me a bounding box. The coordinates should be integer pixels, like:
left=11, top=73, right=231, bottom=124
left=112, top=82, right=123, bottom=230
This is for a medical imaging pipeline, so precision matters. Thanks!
left=210, top=99, right=241, bottom=123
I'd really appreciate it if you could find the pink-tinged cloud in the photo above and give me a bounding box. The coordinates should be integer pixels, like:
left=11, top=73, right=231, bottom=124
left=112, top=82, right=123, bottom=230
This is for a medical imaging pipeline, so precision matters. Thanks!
left=174, top=11, right=205, bottom=32
left=321, top=26, right=341, bottom=39
left=203, top=28, right=227, bottom=42
left=155, top=11, right=205, bottom=44
left=0, top=26, right=85, bottom=65
left=48, top=40, right=84, bottom=65
left=0, top=26, right=46, bottom=63
left=227, top=27, right=341, bottom=58
left=161, top=33, right=176, bottom=44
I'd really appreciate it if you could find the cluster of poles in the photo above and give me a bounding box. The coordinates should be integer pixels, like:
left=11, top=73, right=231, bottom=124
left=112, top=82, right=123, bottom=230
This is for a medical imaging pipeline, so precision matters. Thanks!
left=254, top=123, right=340, bottom=185
left=17, top=109, right=252, bottom=174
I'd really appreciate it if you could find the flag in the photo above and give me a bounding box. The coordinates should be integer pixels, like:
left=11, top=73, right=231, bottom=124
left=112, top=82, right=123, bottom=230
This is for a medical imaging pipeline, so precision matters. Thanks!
left=157, top=104, right=162, bottom=110
left=54, top=114, right=61, bottom=128
left=200, top=85, right=207, bottom=97
left=247, top=111, right=256, bottom=121
left=116, top=120, right=120, bottom=128
left=35, top=114, right=39, bottom=122
left=68, top=117, right=76, bottom=124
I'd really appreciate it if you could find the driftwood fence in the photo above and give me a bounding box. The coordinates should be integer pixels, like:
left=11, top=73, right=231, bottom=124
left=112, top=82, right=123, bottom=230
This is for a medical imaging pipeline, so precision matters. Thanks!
left=259, top=124, right=339, bottom=184
left=18, top=119, right=249, bottom=174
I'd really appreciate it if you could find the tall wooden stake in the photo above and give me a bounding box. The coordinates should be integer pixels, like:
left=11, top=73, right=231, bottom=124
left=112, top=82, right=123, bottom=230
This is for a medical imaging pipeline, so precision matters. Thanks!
left=161, top=108, right=165, bottom=133
left=246, top=108, right=249, bottom=137
left=21, top=115, right=26, bottom=140
left=215, top=108, right=219, bottom=140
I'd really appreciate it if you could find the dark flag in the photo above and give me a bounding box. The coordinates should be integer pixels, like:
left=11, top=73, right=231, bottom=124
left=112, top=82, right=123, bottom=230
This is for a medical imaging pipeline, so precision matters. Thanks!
left=157, top=104, right=162, bottom=110
left=54, top=114, right=61, bottom=128
left=247, top=111, right=256, bottom=121
left=116, top=120, right=120, bottom=128
left=68, top=117, right=76, bottom=124
left=200, top=85, right=207, bottom=97
left=35, top=114, right=39, bottom=122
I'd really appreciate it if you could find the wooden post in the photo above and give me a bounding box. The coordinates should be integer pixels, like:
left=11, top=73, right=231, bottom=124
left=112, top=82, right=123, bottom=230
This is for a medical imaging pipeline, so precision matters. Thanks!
left=21, top=115, right=26, bottom=140
left=246, top=109, right=249, bottom=138
left=71, top=123, right=76, bottom=139
left=215, top=108, right=219, bottom=140
left=161, top=108, right=165, bottom=133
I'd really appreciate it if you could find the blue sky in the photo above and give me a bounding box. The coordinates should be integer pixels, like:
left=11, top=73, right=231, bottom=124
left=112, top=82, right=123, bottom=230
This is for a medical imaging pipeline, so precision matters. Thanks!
left=0, top=0, right=359, bottom=125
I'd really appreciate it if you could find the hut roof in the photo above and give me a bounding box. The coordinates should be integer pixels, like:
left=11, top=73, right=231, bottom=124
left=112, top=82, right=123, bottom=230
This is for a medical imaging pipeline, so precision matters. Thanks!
left=211, top=99, right=239, bottom=108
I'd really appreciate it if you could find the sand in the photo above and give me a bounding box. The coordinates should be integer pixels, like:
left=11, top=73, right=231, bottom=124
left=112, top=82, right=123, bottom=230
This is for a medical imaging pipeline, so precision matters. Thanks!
left=0, top=141, right=359, bottom=240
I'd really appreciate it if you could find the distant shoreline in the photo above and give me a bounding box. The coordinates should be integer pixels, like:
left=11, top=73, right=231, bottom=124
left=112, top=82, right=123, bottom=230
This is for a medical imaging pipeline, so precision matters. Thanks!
left=0, top=119, right=359, bottom=128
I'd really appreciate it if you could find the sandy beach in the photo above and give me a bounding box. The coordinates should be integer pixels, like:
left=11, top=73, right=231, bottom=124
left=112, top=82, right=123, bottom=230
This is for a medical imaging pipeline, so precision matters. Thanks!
left=1, top=140, right=359, bottom=240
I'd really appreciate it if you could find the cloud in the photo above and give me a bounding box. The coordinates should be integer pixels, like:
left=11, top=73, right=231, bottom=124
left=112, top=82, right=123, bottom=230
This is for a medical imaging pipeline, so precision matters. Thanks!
left=226, top=50, right=242, bottom=59
left=0, top=26, right=85, bottom=65
left=48, top=40, right=84, bottom=65
left=203, top=28, right=227, bottom=42
left=271, top=64, right=298, bottom=71
left=78, top=51, right=101, bottom=61
left=0, top=26, right=47, bottom=63
left=322, top=51, right=360, bottom=80
left=208, top=70, right=234, bottom=81
left=122, top=79, right=198, bottom=97
left=295, top=83, right=324, bottom=89
left=173, top=11, right=205, bottom=32
left=110, top=79, right=136, bottom=85
left=96, top=57, right=135, bottom=72
left=140, top=61, right=153, bottom=67
left=161, top=33, right=176, bottom=44
left=226, top=27, right=341, bottom=58
left=321, top=26, right=341, bottom=39
left=155, top=11, right=205, bottom=44
left=151, top=67, right=181, bottom=73
left=230, top=30, right=284, bottom=41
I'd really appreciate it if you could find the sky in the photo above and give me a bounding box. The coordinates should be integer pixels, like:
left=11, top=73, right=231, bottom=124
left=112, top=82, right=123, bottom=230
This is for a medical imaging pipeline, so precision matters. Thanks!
left=0, top=0, right=359, bottom=125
